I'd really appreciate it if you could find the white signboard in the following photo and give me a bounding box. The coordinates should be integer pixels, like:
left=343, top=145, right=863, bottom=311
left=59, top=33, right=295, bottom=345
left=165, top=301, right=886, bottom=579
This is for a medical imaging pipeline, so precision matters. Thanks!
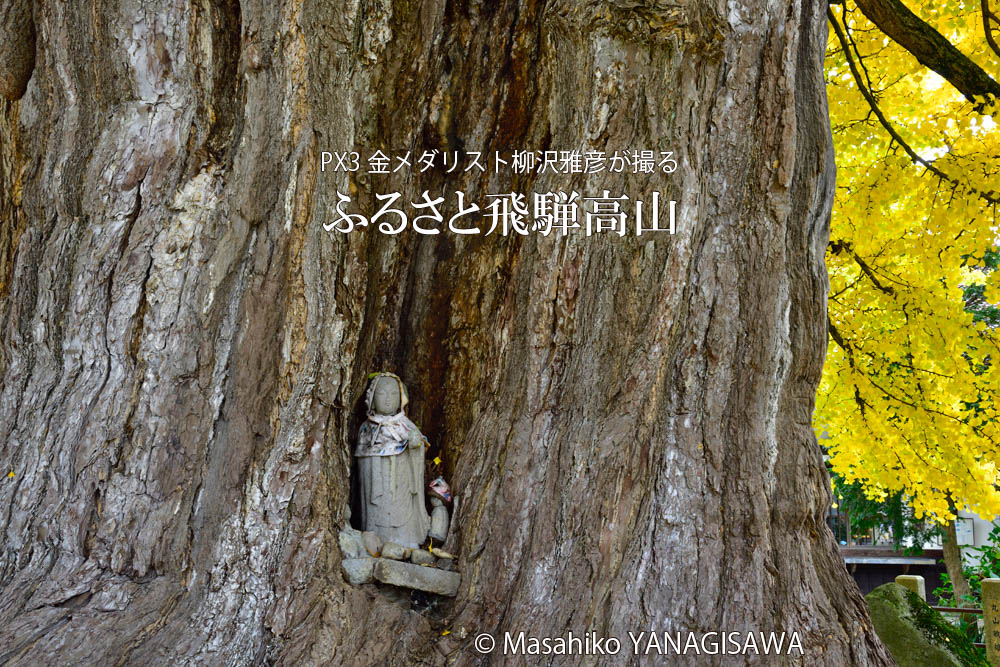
left=955, top=517, right=975, bottom=546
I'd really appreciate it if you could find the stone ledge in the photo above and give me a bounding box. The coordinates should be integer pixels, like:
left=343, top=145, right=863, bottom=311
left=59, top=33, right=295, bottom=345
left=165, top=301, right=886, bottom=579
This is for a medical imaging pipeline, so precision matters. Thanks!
left=373, top=558, right=461, bottom=597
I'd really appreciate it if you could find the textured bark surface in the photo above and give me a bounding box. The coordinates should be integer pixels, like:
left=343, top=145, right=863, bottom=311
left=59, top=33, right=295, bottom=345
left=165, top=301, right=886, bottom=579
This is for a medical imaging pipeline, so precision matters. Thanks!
left=943, top=518, right=974, bottom=621
left=0, top=0, right=35, bottom=101
left=0, top=0, right=893, bottom=664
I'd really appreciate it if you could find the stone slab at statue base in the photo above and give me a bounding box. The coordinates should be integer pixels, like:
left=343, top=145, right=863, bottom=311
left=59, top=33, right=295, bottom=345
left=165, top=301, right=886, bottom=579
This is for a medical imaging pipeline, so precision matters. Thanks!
left=339, top=527, right=460, bottom=596
left=373, top=558, right=460, bottom=597
left=340, top=556, right=461, bottom=597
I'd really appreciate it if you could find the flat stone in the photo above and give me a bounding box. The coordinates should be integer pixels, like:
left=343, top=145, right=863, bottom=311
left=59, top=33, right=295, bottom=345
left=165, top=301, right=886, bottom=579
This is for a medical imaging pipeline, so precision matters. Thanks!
left=410, top=548, right=436, bottom=565
left=381, top=542, right=410, bottom=560
left=338, top=527, right=364, bottom=559
left=373, top=558, right=461, bottom=596
left=341, top=557, right=375, bottom=585
left=362, top=531, right=383, bottom=557
left=436, top=559, right=456, bottom=572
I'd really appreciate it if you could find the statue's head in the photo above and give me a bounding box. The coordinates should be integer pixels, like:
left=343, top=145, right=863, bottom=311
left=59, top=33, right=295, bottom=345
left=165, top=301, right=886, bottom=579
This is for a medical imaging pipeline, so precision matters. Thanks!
left=365, top=372, right=408, bottom=416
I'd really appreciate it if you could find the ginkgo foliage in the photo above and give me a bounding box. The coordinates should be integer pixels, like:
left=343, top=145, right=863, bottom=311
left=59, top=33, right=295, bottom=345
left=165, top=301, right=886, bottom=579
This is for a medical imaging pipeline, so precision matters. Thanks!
left=818, top=0, right=1000, bottom=522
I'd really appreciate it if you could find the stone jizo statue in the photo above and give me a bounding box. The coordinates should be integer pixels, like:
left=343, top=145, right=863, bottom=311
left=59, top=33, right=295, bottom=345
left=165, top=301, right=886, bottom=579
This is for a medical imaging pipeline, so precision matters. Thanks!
left=428, top=476, right=451, bottom=543
left=356, top=373, right=449, bottom=548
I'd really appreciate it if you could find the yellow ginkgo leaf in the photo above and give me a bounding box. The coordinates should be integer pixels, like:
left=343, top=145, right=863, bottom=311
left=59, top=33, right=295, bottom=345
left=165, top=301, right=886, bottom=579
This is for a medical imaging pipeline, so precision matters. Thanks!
left=820, top=7, right=1000, bottom=522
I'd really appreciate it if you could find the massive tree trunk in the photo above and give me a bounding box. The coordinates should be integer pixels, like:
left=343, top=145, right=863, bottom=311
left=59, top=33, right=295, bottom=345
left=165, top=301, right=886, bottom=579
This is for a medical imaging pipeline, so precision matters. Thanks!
left=0, top=0, right=892, bottom=664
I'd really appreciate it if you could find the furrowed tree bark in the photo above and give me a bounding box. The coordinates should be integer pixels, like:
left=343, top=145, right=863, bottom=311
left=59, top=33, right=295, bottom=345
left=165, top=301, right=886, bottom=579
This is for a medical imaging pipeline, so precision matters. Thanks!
left=0, top=0, right=892, bottom=665
left=943, top=514, right=974, bottom=623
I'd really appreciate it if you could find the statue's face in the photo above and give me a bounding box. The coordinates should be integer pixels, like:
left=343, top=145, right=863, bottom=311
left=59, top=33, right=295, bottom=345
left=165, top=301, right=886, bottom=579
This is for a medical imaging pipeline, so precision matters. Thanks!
left=372, top=377, right=401, bottom=415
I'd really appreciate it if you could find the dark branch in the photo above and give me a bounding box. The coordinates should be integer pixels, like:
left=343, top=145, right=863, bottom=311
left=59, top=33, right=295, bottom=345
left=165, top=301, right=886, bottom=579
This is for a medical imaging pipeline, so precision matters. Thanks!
left=829, top=8, right=1000, bottom=205
left=853, top=0, right=1000, bottom=106
left=828, top=318, right=855, bottom=368
left=983, top=0, right=1000, bottom=59
left=850, top=248, right=896, bottom=295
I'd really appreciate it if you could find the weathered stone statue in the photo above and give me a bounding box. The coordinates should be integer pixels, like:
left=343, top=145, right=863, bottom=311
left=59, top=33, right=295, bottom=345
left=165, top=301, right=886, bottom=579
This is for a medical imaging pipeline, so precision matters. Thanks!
left=428, top=476, right=452, bottom=543
left=355, top=373, right=432, bottom=547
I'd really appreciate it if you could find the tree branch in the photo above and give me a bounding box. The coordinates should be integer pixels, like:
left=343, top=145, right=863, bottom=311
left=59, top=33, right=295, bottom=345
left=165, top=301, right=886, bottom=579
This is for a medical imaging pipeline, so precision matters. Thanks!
left=853, top=0, right=1000, bottom=106
left=828, top=318, right=854, bottom=366
left=850, top=248, right=896, bottom=294
left=983, top=0, right=1000, bottom=59
left=828, top=8, right=1000, bottom=205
